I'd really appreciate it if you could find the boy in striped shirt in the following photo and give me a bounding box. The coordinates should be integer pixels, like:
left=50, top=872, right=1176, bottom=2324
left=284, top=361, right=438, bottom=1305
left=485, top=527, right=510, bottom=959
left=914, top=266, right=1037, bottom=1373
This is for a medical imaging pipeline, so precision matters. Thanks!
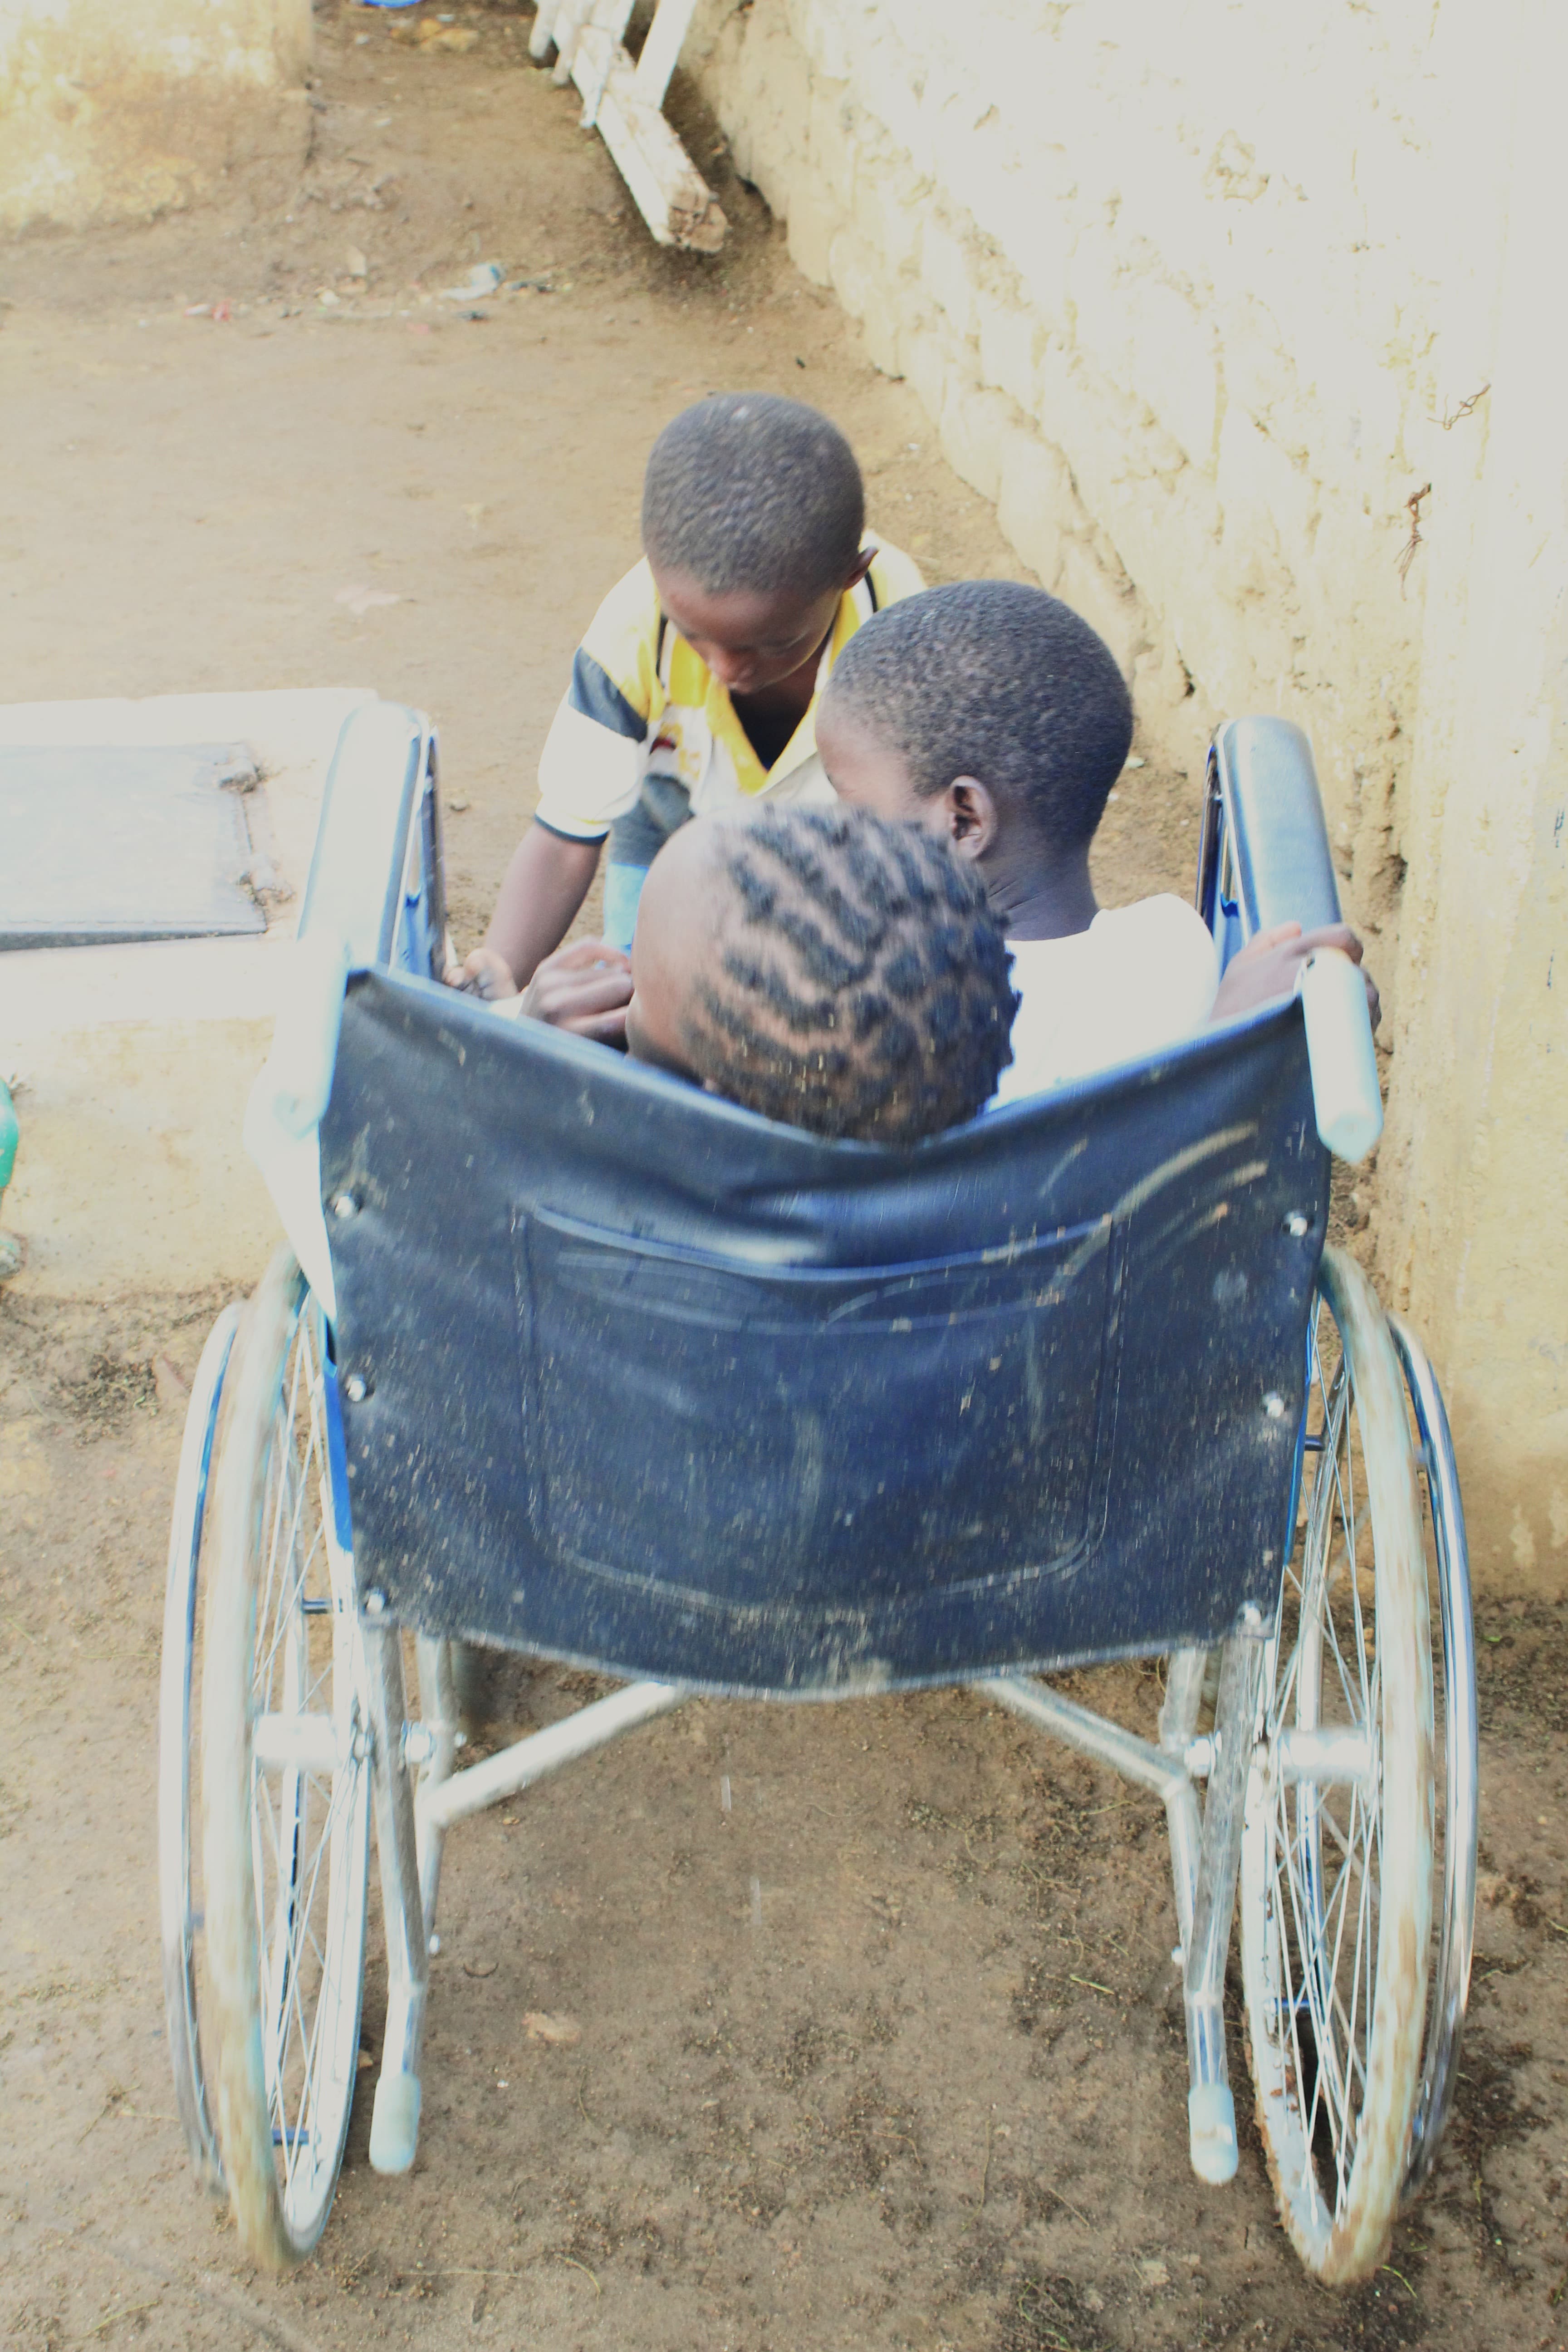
left=448, top=392, right=922, bottom=1035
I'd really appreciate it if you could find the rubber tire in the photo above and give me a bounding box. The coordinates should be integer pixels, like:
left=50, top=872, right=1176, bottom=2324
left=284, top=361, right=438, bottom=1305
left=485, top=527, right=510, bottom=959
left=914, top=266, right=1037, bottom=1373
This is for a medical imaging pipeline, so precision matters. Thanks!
left=1240, top=1245, right=1433, bottom=2283
left=1389, top=1312, right=1478, bottom=2210
left=201, top=1248, right=371, bottom=2269
left=157, top=1302, right=241, bottom=2196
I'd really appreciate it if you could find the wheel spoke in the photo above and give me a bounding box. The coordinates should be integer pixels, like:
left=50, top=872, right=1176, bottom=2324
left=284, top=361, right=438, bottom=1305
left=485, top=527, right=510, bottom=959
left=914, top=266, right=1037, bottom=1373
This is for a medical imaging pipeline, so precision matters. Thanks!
left=1280, top=1796, right=1349, bottom=2170
left=253, top=1314, right=357, bottom=2205
left=1241, top=1257, right=1438, bottom=2279
left=1263, top=1350, right=1375, bottom=2216
left=201, top=1259, right=372, bottom=2262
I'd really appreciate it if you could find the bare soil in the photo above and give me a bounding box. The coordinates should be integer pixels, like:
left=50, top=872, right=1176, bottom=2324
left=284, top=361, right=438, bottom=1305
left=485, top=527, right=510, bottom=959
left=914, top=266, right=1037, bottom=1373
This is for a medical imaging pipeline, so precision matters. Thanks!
left=4, top=7, right=1567, bottom=2348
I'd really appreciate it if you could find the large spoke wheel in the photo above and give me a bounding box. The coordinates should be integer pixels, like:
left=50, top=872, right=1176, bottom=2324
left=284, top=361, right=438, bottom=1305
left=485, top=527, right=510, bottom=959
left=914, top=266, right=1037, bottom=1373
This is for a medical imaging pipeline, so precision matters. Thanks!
left=158, top=1301, right=242, bottom=2196
left=202, top=1248, right=372, bottom=2268
left=1240, top=1245, right=1433, bottom=2283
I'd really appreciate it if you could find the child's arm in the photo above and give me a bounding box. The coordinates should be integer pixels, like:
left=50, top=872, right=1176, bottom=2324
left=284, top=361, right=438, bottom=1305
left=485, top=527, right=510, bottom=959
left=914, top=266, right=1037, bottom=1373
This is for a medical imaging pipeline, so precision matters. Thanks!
left=1212, top=921, right=1381, bottom=1029
left=515, top=937, right=633, bottom=1043
left=447, top=822, right=604, bottom=994
left=461, top=936, right=634, bottom=1044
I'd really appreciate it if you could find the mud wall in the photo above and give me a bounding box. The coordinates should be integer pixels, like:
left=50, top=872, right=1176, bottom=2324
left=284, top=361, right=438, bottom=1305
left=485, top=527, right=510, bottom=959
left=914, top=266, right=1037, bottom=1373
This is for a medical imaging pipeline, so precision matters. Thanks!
left=690, top=0, right=1568, bottom=1587
left=0, top=0, right=311, bottom=228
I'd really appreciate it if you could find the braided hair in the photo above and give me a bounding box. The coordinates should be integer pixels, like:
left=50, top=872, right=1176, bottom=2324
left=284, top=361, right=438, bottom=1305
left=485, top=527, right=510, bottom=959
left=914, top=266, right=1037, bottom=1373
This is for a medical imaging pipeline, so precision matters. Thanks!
left=642, top=394, right=866, bottom=600
left=681, top=806, right=1018, bottom=1144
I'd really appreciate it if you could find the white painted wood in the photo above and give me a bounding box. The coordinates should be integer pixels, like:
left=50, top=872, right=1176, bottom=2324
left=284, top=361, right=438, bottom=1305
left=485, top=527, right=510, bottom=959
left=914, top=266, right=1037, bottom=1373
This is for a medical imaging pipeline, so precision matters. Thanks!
left=579, top=0, right=636, bottom=128
left=528, top=0, right=560, bottom=63
left=633, top=0, right=701, bottom=109
left=570, top=25, right=727, bottom=249
left=551, top=0, right=596, bottom=85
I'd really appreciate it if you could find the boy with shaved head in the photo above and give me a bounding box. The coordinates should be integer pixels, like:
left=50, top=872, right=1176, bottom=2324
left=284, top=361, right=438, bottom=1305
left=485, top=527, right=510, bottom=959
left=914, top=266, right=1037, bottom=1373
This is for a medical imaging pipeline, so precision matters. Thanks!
left=817, top=580, right=1376, bottom=1104
left=450, top=394, right=923, bottom=1029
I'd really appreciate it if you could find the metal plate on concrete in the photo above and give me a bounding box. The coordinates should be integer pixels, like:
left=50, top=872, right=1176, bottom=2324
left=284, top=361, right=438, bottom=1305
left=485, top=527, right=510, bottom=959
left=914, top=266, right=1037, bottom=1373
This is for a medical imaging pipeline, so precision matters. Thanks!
left=0, top=743, right=268, bottom=948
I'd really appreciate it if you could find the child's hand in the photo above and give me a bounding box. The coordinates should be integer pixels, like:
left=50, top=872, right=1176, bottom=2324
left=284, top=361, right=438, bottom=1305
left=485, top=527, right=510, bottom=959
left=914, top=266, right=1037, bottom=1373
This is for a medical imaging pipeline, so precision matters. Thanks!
left=444, top=946, right=517, bottom=1001
left=1213, top=921, right=1382, bottom=1029
left=518, top=938, right=634, bottom=1044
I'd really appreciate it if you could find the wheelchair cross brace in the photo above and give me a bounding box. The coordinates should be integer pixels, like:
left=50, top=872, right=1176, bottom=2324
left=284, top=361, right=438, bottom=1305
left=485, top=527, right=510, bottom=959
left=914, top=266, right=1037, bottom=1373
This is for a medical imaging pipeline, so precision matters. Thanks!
left=358, top=1620, right=1267, bottom=2188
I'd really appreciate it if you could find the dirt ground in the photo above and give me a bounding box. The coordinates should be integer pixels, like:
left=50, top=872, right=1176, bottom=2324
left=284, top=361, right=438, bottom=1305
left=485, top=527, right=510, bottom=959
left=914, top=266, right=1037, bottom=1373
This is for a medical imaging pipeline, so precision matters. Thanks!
left=3, top=6, right=1568, bottom=2347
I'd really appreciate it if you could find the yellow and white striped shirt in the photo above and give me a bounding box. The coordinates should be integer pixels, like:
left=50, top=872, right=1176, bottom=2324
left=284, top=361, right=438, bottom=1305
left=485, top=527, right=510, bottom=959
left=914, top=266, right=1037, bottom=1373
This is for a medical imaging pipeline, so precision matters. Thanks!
left=533, top=540, right=926, bottom=844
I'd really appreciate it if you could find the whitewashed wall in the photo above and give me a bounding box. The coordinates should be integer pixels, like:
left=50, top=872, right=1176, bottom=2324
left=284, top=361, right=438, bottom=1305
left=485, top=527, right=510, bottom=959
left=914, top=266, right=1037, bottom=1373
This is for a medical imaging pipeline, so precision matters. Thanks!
left=0, top=0, right=311, bottom=227
left=691, top=0, right=1568, bottom=1584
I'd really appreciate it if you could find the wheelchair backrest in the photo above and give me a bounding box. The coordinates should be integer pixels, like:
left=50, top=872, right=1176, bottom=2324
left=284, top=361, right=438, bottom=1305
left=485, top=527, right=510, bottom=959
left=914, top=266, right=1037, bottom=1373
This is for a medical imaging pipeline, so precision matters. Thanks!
left=320, top=971, right=1328, bottom=1694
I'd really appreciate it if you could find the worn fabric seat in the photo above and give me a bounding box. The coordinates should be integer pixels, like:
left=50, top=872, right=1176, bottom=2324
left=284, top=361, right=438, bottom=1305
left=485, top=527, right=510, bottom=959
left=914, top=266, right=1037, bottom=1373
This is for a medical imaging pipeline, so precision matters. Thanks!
left=322, top=966, right=1326, bottom=1693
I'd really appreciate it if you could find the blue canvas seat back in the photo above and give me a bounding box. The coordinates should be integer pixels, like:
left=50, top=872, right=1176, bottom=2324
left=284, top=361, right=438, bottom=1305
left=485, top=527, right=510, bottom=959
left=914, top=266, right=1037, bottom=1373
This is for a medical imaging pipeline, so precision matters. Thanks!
left=322, top=969, right=1328, bottom=1694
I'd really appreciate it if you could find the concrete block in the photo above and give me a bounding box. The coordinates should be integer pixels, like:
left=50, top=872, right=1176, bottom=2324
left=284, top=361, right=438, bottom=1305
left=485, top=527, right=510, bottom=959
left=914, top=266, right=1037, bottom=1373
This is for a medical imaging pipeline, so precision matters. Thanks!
left=1000, top=204, right=1072, bottom=328
left=1058, top=539, right=1144, bottom=681
left=1127, top=278, right=1219, bottom=466
left=808, top=77, right=857, bottom=211
left=1067, top=236, right=1136, bottom=398
left=0, top=684, right=372, bottom=1296
left=853, top=163, right=924, bottom=276
left=940, top=379, right=1015, bottom=504
left=898, top=322, right=952, bottom=433
left=920, top=215, right=976, bottom=340
left=1217, top=294, right=1296, bottom=437
left=860, top=289, right=903, bottom=378
left=796, top=0, right=853, bottom=84
left=827, top=226, right=876, bottom=322
left=1035, top=342, right=1140, bottom=543
left=726, top=12, right=810, bottom=187
left=933, top=107, right=1023, bottom=249
left=827, top=226, right=902, bottom=373
left=785, top=167, right=842, bottom=287
left=731, top=102, right=799, bottom=217
left=996, top=426, right=1073, bottom=590
left=975, top=286, right=1044, bottom=416
left=1132, top=631, right=1210, bottom=740
left=0, top=51, right=311, bottom=233
left=1216, top=405, right=1318, bottom=573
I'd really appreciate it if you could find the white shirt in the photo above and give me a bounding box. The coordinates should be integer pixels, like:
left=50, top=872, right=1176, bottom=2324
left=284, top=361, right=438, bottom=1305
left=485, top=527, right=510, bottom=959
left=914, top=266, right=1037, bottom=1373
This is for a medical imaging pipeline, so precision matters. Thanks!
left=990, top=896, right=1220, bottom=1108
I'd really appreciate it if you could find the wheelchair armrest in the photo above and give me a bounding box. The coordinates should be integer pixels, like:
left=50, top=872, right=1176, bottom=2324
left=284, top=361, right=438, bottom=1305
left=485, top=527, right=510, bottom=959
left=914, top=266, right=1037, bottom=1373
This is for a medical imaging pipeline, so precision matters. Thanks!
left=1204, top=718, right=1343, bottom=941
left=297, top=702, right=435, bottom=968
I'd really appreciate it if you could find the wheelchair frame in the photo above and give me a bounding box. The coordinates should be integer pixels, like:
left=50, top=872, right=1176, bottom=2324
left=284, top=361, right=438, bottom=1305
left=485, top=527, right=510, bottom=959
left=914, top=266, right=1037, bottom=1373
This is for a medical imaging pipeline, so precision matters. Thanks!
left=160, top=705, right=1476, bottom=2285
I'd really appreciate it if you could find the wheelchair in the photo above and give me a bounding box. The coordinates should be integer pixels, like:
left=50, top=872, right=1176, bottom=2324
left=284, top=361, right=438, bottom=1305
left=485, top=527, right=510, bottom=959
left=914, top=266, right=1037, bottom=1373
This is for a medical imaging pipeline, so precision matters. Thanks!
left=158, top=701, right=1476, bottom=2284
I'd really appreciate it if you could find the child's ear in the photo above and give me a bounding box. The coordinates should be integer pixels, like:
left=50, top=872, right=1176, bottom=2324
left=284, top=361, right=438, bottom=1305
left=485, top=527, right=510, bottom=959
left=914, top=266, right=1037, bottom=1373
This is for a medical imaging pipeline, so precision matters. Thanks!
left=946, top=778, right=998, bottom=861
left=842, top=546, right=876, bottom=592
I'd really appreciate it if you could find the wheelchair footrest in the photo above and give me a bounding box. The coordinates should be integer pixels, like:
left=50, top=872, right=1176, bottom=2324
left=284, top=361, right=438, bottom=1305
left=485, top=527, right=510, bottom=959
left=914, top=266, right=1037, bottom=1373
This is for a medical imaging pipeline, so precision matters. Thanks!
left=1187, top=2082, right=1239, bottom=2185
left=368, top=2068, right=422, bottom=2175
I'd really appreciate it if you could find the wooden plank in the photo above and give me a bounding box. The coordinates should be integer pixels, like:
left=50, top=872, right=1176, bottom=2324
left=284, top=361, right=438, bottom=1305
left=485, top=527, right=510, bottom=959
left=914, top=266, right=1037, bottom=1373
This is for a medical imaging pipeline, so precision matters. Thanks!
left=632, top=0, right=700, bottom=109
left=551, top=0, right=596, bottom=87
left=578, top=0, right=636, bottom=128
left=528, top=0, right=562, bottom=63
left=571, top=26, right=726, bottom=251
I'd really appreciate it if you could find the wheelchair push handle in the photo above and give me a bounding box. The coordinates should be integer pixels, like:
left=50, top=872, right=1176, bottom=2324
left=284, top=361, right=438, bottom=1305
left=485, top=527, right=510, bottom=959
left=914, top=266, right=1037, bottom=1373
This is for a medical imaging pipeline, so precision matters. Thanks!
left=1203, top=719, right=1382, bottom=1166
left=1299, top=946, right=1382, bottom=1164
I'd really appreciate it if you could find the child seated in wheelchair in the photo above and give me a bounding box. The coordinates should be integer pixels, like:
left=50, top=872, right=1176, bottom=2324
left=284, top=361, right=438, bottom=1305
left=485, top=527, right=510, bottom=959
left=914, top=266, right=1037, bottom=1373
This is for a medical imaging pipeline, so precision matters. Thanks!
left=814, top=579, right=1376, bottom=1105
left=494, top=802, right=1019, bottom=1144
left=448, top=391, right=924, bottom=1024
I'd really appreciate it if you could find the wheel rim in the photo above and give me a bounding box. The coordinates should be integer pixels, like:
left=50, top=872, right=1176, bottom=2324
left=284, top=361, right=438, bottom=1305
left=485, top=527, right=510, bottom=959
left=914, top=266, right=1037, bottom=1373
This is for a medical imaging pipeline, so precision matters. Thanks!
left=1242, top=1252, right=1432, bottom=2281
left=247, top=1294, right=370, bottom=2248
